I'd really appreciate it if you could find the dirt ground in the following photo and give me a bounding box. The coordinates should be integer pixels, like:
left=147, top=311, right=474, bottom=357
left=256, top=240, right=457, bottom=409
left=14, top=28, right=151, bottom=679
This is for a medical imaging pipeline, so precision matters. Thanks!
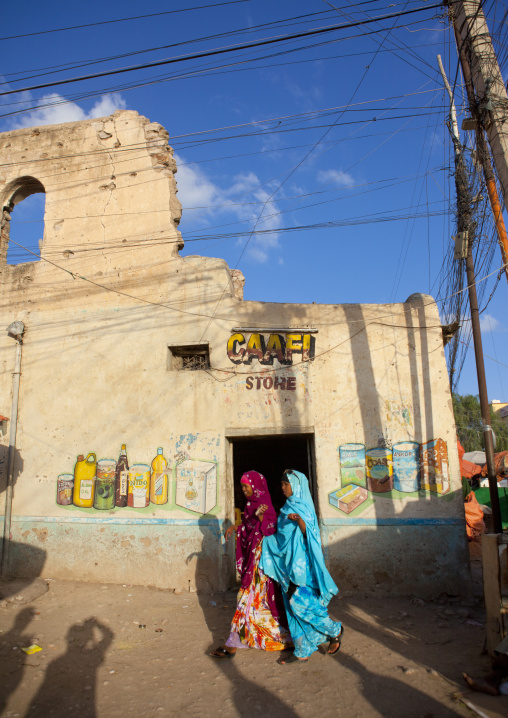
left=0, top=546, right=507, bottom=718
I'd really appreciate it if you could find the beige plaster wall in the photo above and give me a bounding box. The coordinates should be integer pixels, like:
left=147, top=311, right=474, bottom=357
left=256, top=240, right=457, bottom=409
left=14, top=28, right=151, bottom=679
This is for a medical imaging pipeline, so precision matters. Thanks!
left=0, top=112, right=469, bottom=596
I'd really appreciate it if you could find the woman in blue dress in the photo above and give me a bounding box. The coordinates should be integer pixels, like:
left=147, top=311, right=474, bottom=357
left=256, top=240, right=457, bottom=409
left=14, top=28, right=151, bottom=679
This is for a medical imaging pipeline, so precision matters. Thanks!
left=260, top=469, right=344, bottom=664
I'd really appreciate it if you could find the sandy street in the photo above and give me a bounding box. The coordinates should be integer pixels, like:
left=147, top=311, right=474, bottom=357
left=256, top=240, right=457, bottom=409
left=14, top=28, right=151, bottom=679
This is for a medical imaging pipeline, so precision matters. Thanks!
left=1, top=551, right=505, bottom=718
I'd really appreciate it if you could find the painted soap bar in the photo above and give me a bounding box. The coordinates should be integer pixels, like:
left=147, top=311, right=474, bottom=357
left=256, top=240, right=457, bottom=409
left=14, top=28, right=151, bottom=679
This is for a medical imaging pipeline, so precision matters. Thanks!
left=366, top=448, right=393, bottom=493
left=420, top=438, right=449, bottom=494
left=329, top=484, right=368, bottom=514
left=176, top=459, right=217, bottom=514
left=393, top=441, right=420, bottom=493
left=339, top=443, right=366, bottom=488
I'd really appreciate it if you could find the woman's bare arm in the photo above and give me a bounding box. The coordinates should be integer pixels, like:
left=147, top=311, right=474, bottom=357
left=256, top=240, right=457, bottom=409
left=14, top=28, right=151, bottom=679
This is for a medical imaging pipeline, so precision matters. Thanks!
left=287, top=513, right=306, bottom=536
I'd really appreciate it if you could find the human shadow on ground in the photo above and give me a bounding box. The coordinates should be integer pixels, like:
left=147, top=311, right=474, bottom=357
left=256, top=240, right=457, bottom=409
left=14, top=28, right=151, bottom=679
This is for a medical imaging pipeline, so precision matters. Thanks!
left=26, top=617, right=113, bottom=717
left=0, top=606, right=36, bottom=714
left=190, top=518, right=298, bottom=718
left=330, top=592, right=486, bottom=683
left=215, top=659, right=299, bottom=718
left=334, top=652, right=464, bottom=718
left=186, top=517, right=231, bottom=649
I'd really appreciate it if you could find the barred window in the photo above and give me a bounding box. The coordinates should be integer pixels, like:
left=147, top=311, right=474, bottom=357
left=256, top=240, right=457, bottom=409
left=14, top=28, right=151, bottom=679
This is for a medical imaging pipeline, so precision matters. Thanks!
left=168, top=344, right=210, bottom=371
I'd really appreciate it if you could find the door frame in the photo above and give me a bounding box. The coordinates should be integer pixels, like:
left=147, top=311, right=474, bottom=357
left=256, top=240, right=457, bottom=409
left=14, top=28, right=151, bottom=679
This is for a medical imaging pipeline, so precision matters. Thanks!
left=223, top=426, right=317, bottom=589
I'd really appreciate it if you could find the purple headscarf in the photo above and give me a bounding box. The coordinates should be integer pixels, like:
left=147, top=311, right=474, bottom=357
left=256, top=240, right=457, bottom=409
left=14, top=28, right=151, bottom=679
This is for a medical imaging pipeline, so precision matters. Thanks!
left=236, top=471, right=285, bottom=623
left=236, top=471, right=277, bottom=589
left=235, top=471, right=287, bottom=625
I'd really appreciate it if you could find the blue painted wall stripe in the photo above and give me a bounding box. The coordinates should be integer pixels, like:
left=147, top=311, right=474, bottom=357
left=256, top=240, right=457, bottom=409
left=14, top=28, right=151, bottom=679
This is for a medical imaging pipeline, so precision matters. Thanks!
left=321, top=517, right=464, bottom=526
left=3, top=515, right=463, bottom=527
left=6, top=515, right=223, bottom=526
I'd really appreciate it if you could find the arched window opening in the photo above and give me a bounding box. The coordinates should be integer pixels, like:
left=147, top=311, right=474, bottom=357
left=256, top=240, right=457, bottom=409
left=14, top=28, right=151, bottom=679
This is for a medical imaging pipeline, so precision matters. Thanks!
left=1, top=177, right=46, bottom=266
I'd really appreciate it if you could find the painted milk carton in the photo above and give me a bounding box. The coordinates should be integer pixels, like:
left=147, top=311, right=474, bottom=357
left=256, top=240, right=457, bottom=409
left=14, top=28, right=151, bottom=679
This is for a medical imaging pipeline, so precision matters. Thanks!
left=392, top=441, right=420, bottom=493
left=176, top=459, right=217, bottom=514
left=420, top=438, right=449, bottom=494
left=366, top=448, right=393, bottom=493
left=329, top=485, right=368, bottom=514
left=339, top=443, right=366, bottom=488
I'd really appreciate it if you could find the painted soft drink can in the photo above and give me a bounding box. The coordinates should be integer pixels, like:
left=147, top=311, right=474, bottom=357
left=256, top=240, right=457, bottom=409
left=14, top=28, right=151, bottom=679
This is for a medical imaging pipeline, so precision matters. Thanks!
left=366, top=448, right=393, bottom=493
left=94, top=460, right=116, bottom=510
left=393, top=442, right=420, bottom=493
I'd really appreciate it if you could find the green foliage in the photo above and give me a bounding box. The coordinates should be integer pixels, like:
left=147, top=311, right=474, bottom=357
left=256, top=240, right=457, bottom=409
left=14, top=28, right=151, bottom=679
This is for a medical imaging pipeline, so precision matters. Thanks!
left=453, top=393, right=508, bottom=453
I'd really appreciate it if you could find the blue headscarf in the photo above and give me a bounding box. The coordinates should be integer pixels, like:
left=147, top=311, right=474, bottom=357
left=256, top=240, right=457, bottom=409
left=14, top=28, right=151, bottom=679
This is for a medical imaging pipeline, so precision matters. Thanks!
left=260, top=470, right=338, bottom=605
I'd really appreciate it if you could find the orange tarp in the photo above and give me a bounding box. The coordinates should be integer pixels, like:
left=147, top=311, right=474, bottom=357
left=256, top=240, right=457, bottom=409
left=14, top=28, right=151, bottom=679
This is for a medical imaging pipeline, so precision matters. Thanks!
left=481, top=450, right=508, bottom=478
left=464, top=491, right=486, bottom=541
left=457, top=439, right=482, bottom=479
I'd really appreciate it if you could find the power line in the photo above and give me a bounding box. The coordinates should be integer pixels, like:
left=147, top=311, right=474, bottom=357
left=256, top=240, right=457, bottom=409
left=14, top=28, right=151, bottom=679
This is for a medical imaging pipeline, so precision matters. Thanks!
left=0, top=4, right=446, bottom=98
left=0, top=1, right=250, bottom=41
left=1, top=2, right=425, bottom=85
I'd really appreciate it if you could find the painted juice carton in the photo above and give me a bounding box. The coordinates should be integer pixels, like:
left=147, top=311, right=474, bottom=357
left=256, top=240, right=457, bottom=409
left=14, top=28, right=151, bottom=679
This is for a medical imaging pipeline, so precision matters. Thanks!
left=329, top=484, right=368, bottom=514
left=420, top=438, right=450, bottom=494
left=366, top=448, right=393, bottom=493
left=176, top=459, right=217, bottom=514
left=392, top=441, right=420, bottom=493
left=339, top=443, right=366, bottom=488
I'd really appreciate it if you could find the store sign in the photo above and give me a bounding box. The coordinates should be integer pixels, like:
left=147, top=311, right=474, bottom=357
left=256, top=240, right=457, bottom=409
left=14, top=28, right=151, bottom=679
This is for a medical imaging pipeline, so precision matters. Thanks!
left=227, top=332, right=315, bottom=366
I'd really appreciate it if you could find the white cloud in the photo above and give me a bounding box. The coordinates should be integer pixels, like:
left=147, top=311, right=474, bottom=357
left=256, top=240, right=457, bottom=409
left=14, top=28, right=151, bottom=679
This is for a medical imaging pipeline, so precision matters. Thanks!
left=12, top=92, right=126, bottom=129
left=480, top=314, right=502, bottom=332
left=175, top=155, right=282, bottom=263
left=175, top=159, right=220, bottom=209
left=317, top=169, right=355, bottom=188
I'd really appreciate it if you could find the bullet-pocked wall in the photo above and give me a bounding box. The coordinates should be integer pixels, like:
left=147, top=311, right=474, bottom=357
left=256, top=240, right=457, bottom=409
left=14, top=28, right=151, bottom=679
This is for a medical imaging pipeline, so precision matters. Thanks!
left=0, top=111, right=470, bottom=597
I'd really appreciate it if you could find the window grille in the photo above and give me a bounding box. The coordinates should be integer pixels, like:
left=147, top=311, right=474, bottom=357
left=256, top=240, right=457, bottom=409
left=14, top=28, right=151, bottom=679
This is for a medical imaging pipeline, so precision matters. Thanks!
left=168, top=344, right=210, bottom=371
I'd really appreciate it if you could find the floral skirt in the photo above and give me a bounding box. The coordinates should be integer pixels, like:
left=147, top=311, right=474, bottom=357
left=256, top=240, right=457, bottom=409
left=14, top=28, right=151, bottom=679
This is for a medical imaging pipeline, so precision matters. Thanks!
left=225, top=542, right=292, bottom=651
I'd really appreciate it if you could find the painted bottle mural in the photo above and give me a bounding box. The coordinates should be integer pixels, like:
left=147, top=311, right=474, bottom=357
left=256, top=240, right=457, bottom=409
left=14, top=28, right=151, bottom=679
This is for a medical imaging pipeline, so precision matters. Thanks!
left=94, top=460, right=117, bottom=510
left=115, top=444, right=129, bottom=507
left=127, top=464, right=150, bottom=508
left=150, top=448, right=169, bottom=505
left=339, top=443, right=366, bottom=488
left=392, top=441, right=420, bottom=493
left=366, top=448, right=393, bottom=493
left=72, top=453, right=97, bottom=508
left=420, top=438, right=450, bottom=494
left=56, top=474, right=74, bottom=506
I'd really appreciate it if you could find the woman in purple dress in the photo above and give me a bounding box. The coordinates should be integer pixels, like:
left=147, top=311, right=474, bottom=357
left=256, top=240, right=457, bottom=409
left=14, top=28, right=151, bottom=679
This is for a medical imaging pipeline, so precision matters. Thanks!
left=211, top=470, right=291, bottom=658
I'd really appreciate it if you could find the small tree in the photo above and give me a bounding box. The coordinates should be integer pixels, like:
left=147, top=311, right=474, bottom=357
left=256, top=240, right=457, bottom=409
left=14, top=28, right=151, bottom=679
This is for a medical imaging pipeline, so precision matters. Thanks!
left=452, top=393, right=508, bottom=453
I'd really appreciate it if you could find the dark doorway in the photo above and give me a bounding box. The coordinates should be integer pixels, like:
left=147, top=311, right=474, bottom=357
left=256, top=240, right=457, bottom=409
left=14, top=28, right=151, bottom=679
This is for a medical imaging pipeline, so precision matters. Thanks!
left=231, top=434, right=315, bottom=515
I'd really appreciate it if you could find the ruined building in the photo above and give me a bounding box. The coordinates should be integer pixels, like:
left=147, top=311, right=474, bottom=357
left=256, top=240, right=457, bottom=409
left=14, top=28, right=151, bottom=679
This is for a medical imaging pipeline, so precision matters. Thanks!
left=0, top=110, right=469, bottom=596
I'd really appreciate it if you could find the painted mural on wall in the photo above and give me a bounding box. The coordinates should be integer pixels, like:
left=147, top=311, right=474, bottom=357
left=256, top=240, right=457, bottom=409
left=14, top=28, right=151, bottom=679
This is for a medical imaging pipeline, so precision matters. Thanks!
left=328, top=438, right=450, bottom=516
left=56, top=444, right=218, bottom=515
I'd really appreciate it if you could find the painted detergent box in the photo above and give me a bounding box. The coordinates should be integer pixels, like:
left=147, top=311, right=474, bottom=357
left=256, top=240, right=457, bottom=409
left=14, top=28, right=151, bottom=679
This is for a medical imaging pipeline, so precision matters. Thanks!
left=329, top=484, right=368, bottom=514
left=366, top=448, right=393, bottom=493
left=392, top=441, right=420, bottom=493
left=420, top=438, right=449, bottom=494
left=175, top=459, right=217, bottom=514
left=339, top=443, right=366, bottom=488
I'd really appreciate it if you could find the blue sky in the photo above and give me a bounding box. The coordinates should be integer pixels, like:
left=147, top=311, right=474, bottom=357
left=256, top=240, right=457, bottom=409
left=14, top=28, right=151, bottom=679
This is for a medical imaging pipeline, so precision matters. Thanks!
left=1, top=0, right=507, bottom=399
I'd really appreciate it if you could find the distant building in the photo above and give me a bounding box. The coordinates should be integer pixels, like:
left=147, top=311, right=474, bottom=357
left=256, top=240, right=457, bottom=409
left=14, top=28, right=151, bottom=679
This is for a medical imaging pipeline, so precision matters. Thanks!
left=490, top=400, right=508, bottom=423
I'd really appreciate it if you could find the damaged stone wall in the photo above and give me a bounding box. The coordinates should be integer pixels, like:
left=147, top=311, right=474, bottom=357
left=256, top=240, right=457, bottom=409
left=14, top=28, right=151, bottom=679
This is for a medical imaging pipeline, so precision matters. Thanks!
left=0, top=111, right=184, bottom=301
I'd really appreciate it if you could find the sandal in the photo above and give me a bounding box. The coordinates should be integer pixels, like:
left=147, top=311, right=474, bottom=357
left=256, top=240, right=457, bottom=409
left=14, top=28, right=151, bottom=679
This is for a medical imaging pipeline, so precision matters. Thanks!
left=210, top=647, right=235, bottom=659
left=277, top=653, right=308, bottom=665
left=328, top=626, right=345, bottom=655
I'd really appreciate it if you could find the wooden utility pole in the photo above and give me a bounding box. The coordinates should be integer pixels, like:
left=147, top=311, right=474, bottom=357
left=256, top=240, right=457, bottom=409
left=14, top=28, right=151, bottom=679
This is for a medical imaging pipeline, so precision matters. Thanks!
left=451, top=0, right=508, bottom=209
left=437, top=55, right=503, bottom=533
left=448, top=5, right=508, bottom=283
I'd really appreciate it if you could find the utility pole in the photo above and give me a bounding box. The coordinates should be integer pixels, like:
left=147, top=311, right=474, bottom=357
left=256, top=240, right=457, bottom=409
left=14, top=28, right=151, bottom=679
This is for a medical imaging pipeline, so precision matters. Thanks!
left=437, top=56, right=503, bottom=534
left=450, top=0, right=508, bottom=210
left=448, top=3, right=508, bottom=283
